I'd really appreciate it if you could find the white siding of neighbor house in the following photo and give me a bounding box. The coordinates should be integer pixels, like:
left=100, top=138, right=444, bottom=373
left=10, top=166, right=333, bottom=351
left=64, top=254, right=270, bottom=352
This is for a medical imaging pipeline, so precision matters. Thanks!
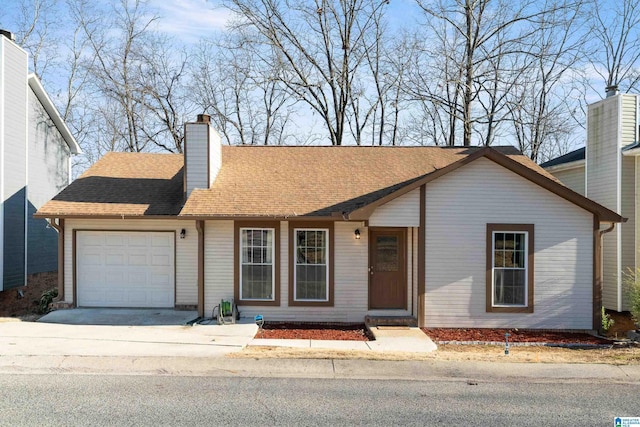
left=552, top=165, right=585, bottom=196
left=622, top=155, right=636, bottom=311
left=423, top=157, right=594, bottom=329
left=621, top=94, right=638, bottom=148
left=63, top=219, right=198, bottom=307
left=369, top=188, right=420, bottom=227
left=637, top=156, right=640, bottom=277
left=1, top=37, right=29, bottom=289
left=27, top=86, right=72, bottom=275
left=587, top=96, right=622, bottom=310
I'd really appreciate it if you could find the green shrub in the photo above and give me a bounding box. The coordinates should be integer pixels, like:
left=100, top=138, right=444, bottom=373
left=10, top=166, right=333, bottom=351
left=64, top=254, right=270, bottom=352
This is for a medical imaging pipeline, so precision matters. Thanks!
left=38, top=288, right=58, bottom=314
left=601, top=306, right=614, bottom=332
left=623, top=268, right=640, bottom=325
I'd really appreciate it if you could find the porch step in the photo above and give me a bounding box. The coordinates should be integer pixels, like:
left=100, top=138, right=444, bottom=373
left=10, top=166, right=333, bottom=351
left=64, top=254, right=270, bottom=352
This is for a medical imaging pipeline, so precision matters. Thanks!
left=365, top=315, right=418, bottom=328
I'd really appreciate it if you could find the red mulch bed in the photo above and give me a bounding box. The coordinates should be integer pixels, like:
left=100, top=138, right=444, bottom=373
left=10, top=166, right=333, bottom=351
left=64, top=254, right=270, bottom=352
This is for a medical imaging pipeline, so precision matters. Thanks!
left=422, top=328, right=612, bottom=345
left=256, top=322, right=373, bottom=341
left=254, top=323, right=613, bottom=345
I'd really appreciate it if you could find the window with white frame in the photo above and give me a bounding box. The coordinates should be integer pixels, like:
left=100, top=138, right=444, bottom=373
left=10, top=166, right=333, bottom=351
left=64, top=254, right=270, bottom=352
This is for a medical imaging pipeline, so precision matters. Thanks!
left=492, top=231, right=527, bottom=306
left=240, top=228, right=275, bottom=301
left=294, top=229, right=329, bottom=301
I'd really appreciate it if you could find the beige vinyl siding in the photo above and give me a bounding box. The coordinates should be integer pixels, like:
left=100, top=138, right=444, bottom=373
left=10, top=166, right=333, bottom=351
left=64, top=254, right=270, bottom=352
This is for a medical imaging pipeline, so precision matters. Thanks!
left=637, top=157, right=640, bottom=276
left=234, top=221, right=371, bottom=323
left=424, top=157, right=593, bottom=329
left=369, top=188, right=420, bottom=227
left=587, top=96, right=622, bottom=310
left=621, top=94, right=638, bottom=147
left=622, top=156, right=636, bottom=310
left=63, top=219, right=198, bottom=306
left=552, top=165, right=585, bottom=195
left=203, top=220, right=234, bottom=316
left=185, top=123, right=209, bottom=196
left=411, top=227, right=418, bottom=317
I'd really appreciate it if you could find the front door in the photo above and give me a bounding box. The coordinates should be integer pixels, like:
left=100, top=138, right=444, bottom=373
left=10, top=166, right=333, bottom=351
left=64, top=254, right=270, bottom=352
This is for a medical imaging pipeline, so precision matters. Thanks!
left=369, top=228, right=406, bottom=309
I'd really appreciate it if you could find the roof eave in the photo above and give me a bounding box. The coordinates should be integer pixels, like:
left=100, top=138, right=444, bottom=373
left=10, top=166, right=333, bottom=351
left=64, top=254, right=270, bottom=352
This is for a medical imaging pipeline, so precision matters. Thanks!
left=28, top=74, right=82, bottom=155
left=33, top=213, right=181, bottom=220
left=543, top=159, right=585, bottom=172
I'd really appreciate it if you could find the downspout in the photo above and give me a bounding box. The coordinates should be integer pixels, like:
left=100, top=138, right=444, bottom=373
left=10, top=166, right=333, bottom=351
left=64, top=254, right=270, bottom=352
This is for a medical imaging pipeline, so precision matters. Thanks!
left=594, top=219, right=616, bottom=331
left=47, top=218, right=64, bottom=302
left=196, top=220, right=205, bottom=318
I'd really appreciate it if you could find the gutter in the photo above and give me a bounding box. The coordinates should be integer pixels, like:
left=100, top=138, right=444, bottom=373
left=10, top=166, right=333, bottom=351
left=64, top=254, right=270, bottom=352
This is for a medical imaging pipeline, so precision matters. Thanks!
left=47, top=218, right=64, bottom=302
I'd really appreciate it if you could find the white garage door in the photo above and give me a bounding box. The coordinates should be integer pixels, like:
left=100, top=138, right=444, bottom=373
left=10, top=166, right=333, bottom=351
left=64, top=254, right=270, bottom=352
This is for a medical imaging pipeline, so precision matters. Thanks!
left=77, top=231, right=175, bottom=308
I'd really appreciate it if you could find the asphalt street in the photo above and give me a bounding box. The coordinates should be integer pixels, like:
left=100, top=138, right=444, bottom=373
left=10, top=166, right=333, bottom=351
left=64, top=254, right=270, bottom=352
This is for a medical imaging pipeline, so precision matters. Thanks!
left=0, top=374, right=637, bottom=426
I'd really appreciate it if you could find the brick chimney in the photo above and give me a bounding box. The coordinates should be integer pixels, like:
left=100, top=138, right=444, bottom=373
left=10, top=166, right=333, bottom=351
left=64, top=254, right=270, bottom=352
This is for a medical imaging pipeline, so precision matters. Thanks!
left=184, top=114, right=221, bottom=198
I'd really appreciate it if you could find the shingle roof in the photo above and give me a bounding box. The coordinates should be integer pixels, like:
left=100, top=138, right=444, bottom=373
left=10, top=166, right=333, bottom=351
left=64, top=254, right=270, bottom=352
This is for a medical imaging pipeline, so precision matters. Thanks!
left=539, top=147, right=585, bottom=168
left=180, top=145, right=558, bottom=218
left=36, top=145, right=622, bottom=223
left=36, top=152, right=184, bottom=217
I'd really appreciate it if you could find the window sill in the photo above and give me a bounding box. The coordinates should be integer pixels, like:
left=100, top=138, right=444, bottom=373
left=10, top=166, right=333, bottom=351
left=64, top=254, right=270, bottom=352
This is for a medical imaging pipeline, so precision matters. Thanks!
left=487, top=306, right=533, bottom=313
left=236, top=300, right=280, bottom=307
left=289, top=300, right=333, bottom=307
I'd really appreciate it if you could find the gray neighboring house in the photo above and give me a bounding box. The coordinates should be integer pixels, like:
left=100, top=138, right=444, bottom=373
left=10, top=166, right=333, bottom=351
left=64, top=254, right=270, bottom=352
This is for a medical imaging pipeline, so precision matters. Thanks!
left=542, top=89, right=639, bottom=313
left=0, top=30, right=81, bottom=290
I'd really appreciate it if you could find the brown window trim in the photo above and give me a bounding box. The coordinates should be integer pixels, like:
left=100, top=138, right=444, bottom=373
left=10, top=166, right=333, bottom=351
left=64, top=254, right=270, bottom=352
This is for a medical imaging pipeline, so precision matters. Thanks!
left=288, top=221, right=334, bottom=307
left=486, top=223, right=534, bottom=314
left=234, top=221, right=281, bottom=306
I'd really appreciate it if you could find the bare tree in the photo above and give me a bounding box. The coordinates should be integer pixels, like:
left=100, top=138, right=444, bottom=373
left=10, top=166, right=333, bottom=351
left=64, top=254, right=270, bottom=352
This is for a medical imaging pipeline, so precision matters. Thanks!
left=588, top=0, right=640, bottom=93
left=224, top=0, right=391, bottom=145
left=507, top=0, right=587, bottom=161
left=192, top=33, right=296, bottom=146
left=415, top=0, right=574, bottom=146
left=12, top=0, right=59, bottom=79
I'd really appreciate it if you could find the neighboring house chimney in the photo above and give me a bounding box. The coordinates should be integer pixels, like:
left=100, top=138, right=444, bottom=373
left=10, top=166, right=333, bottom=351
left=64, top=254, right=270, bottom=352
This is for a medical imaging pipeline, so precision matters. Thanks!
left=0, top=30, right=15, bottom=42
left=586, top=91, right=639, bottom=312
left=184, top=114, right=221, bottom=198
left=605, top=85, right=619, bottom=98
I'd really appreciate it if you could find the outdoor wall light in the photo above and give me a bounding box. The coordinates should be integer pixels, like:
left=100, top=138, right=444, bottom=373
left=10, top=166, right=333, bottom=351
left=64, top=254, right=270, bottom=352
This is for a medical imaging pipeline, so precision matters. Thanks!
left=180, top=229, right=186, bottom=239
left=354, top=229, right=361, bottom=240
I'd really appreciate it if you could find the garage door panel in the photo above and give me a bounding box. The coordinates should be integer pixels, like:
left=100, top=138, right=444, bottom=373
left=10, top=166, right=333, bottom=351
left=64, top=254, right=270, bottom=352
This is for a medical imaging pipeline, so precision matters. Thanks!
left=128, top=234, right=148, bottom=246
left=105, top=253, right=125, bottom=266
left=151, top=272, right=171, bottom=286
left=152, top=234, right=172, bottom=246
left=152, top=254, right=170, bottom=266
left=105, top=234, right=126, bottom=246
left=129, top=254, right=148, bottom=266
left=81, top=253, right=103, bottom=266
left=77, top=231, right=175, bottom=308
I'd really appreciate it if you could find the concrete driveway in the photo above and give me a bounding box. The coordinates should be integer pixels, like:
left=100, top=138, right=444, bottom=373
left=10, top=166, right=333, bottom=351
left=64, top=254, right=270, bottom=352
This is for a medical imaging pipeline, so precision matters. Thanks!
left=0, top=309, right=258, bottom=358
left=38, top=308, right=199, bottom=326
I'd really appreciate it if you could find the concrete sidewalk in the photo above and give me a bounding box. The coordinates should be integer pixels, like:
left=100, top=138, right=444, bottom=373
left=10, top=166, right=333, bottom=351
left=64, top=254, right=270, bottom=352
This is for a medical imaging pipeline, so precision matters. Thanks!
left=250, top=326, right=437, bottom=353
left=0, top=354, right=638, bottom=383
left=1, top=319, right=639, bottom=382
